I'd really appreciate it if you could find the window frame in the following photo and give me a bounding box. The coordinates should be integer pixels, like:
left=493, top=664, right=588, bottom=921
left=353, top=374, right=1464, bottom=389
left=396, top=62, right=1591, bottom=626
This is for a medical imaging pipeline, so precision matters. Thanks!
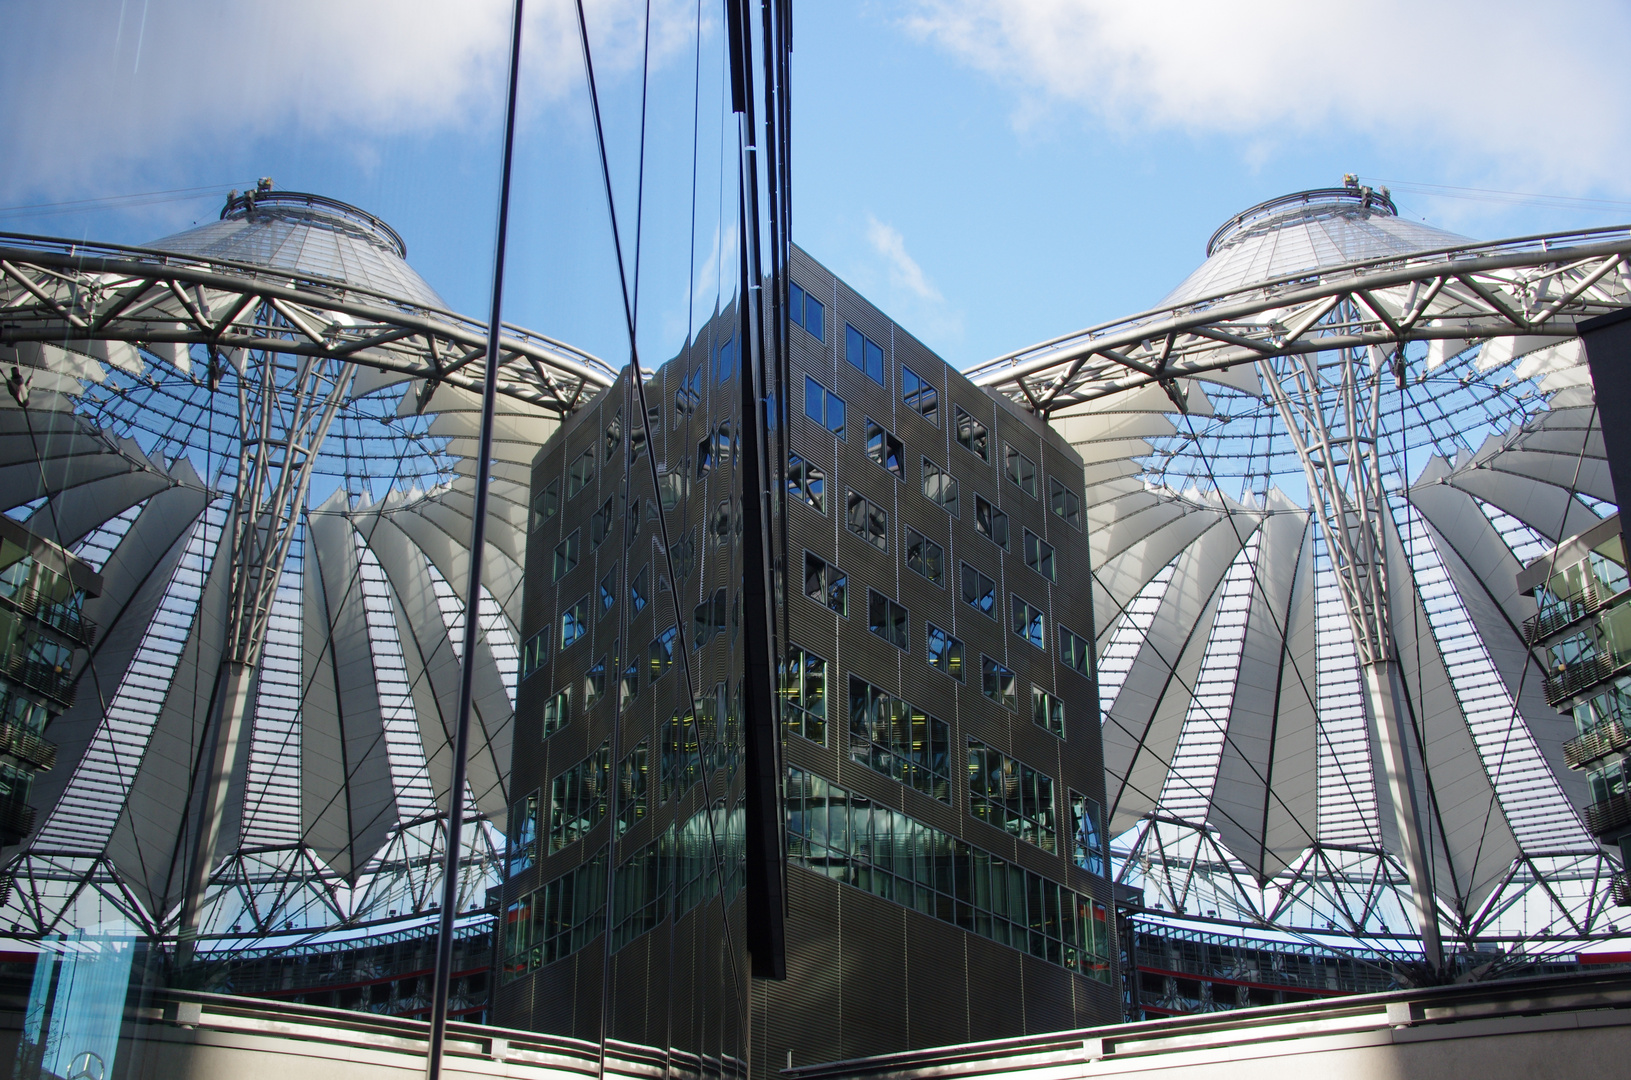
left=866, top=588, right=909, bottom=651
left=1005, top=446, right=1038, bottom=497
left=1011, top=594, right=1045, bottom=650
left=904, top=526, right=944, bottom=587
left=954, top=405, right=990, bottom=463
left=845, top=490, right=888, bottom=551
left=921, top=457, right=960, bottom=516
left=960, top=561, right=997, bottom=619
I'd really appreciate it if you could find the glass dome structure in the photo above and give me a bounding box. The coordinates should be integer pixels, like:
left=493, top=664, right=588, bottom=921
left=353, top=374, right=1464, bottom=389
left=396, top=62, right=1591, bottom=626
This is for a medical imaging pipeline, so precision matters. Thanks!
left=0, top=187, right=615, bottom=941
left=972, top=181, right=1631, bottom=970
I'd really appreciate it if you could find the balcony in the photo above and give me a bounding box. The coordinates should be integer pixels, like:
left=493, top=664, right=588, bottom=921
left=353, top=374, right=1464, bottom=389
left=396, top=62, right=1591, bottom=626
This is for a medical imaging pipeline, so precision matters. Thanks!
left=1525, top=584, right=1601, bottom=646
left=0, top=721, right=55, bottom=772
left=1564, top=718, right=1631, bottom=769
left=0, top=655, right=77, bottom=709
left=0, top=581, right=96, bottom=647
left=1543, top=653, right=1624, bottom=707
left=1612, top=873, right=1631, bottom=908
left=1584, top=793, right=1631, bottom=836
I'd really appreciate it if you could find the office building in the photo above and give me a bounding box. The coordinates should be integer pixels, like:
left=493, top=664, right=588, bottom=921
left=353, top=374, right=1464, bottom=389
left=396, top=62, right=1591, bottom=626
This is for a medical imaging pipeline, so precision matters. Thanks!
left=492, top=246, right=1121, bottom=1070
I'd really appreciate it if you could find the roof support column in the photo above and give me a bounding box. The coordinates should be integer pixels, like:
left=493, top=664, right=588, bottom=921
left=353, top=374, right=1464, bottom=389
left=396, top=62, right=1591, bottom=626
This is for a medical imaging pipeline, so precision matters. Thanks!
left=176, top=657, right=254, bottom=957
left=1363, top=659, right=1443, bottom=972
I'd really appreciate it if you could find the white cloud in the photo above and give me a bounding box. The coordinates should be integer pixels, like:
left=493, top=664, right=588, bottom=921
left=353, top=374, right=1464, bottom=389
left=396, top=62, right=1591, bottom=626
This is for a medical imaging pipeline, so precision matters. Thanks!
left=0, top=0, right=699, bottom=201
left=903, top=0, right=1631, bottom=192
left=866, top=215, right=943, bottom=303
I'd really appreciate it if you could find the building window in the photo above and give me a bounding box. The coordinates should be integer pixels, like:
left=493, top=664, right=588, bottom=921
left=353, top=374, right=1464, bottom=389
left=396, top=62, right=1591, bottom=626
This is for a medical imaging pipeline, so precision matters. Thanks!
left=521, top=629, right=549, bottom=680
left=787, top=453, right=826, bottom=514
left=618, top=741, right=649, bottom=835
left=631, top=565, right=648, bottom=613
left=1060, top=624, right=1091, bottom=676
left=713, top=333, right=734, bottom=384
left=1049, top=476, right=1082, bottom=529
left=789, top=280, right=825, bottom=342
left=554, top=528, right=580, bottom=580
left=981, top=655, right=1016, bottom=709
left=804, top=376, right=847, bottom=439
left=710, top=497, right=738, bottom=547
left=603, top=407, right=623, bottom=462
left=845, top=490, right=888, bottom=551
left=621, top=653, right=640, bottom=710
left=785, top=767, right=1113, bottom=982
left=905, top=527, right=944, bottom=586
left=845, top=323, right=885, bottom=384
left=1024, top=528, right=1056, bottom=582
left=901, top=365, right=938, bottom=425
left=531, top=479, right=559, bottom=531
left=542, top=689, right=569, bottom=737
left=568, top=448, right=595, bottom=498
left=649, top=625, right=678, bottom=681
left=657, top=465, right=687, bottom=510
left=693, top=587, right=727, bottom=649
left=867, top=589, right=909, bottom=651
left=926, top=623, right=964, bottom=682
left=561, top=596, right=589, bottom=649
left=592, top=497, right=613, bottom=549
left=674, top=366, right=702, bottom=421
left=955, top=406, right=989, bottom=462
left=1005, top=447, right=1037, bottom=497
left=974, top=494, right=1009, bottom=550
left=781, top=644, right=827, bottom=744
left=599, top=563, right=617, bottom=617
left=968, top=739, right=1056, bottom=851
left=961, top=562, right=996, bottom=619
left=507, top=791, right=538, bottom=880
left=585, top=653, right=607, bottom=706
left=1011, top=595, right=1045, bottom=650
left=549, top=741, right=611, bottom=851
left=1033, top=687, right=1064, bottom=738
left=922, top=458, right=959, bottom=516
left=669, top=529, right=695, bottom=585
left=847, top=675, right=951, bottom=801
left=804, top=552, right=848, bottom=616
left=865, top=418, right=905, bottom=479
left=1071, top=791, right=1106, bottom=876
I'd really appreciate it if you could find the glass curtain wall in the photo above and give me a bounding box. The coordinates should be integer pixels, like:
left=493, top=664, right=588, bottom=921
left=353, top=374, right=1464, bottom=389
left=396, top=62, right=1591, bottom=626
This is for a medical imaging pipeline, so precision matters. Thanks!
left=0, top=1, right=787, bottom=1077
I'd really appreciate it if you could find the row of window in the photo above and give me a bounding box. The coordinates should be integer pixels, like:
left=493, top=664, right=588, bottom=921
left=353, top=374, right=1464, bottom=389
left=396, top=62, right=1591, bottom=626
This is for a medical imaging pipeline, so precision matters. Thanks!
left=848, top=673, right=954, bottom=803
left=798, top=374, right=1082, bottom=530
left=787, top=766, right=1112, bottom=982
left=501, top=798, right=747, bottom=984
left=801, top=548, right=1087, bottom=679
left=968, top=739, right=1057, bottom=851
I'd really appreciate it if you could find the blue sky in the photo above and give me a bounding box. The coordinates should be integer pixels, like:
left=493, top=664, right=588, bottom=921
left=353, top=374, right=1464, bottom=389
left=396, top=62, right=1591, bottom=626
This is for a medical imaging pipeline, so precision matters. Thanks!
left=4, top=0, right=1630, bottom=372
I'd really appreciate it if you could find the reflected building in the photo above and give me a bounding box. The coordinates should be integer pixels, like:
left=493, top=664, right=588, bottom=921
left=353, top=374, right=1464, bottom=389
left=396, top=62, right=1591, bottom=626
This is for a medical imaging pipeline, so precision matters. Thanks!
left=493, top=247, right=1121, bottom=1069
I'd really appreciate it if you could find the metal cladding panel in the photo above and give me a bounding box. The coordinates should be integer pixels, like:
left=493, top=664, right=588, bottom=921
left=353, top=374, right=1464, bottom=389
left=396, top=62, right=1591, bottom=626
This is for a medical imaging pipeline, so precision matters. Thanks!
left=302, top=504, right=398, bottom=880
left=961, top=931, right=1025, bottom=1043
left=24, top=480, right=209, bottom=853
left=902, top=909, right=968, bottom=1048
left=1209, top=506, right=1319, bottom=880
left=1103, top=516, right=1245, bottom=831
left=1018, top=950, right=1080, bottom=1037
left=1381, top=511, right=1521, bottom=916
left=837, top=887, right=909, bottom=1062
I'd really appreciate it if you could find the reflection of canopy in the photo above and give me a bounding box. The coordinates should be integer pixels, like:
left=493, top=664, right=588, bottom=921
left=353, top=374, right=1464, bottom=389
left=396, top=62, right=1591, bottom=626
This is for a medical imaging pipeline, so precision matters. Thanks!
left=0, top=192, right=612, bottom=937
left=979, top=184, right=1631, bottom=953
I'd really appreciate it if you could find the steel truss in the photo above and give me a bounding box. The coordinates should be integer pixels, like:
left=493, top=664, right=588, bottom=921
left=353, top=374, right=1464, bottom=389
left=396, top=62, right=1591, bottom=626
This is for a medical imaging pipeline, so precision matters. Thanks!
left=0, top=236, right=616, bottom=412
left=970, top=229, right=1631, bottom=415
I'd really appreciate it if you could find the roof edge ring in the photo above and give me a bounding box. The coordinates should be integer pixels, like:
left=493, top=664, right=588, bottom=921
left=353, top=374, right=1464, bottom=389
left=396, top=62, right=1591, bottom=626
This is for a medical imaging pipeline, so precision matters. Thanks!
left=1206, top=185, right=1398, bottom=258
left=219, top=189, right=409, bottom=259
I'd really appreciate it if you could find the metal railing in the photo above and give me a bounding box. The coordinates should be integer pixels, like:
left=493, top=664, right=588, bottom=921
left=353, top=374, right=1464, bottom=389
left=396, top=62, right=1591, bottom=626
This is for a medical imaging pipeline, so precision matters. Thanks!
left=0, top=720, right=55, bottom=771
left=0, top=795, right=35, bottom=841
left=0, top=581, right=97, bottom=646
left=1584, top=792, right=1631, bottom=835
left=1564, top=718, right=1631, bottom=769
left=0, top=655, right=76, bottom=708
left=1524, top=583, right=1601, bottom=646
left=1543, top=651, right=1629, bottom=707
left=1610, top=873, right=1631, bottom=908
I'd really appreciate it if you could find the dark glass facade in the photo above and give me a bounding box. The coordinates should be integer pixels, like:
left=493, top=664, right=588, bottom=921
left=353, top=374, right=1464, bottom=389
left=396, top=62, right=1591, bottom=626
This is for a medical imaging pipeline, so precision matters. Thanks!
left=494, top=247, right=1121, bottom=1070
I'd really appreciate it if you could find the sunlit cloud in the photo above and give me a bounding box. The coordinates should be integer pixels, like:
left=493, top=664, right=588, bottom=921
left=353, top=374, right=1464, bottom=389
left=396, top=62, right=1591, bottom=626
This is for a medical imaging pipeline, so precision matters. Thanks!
left=866, top=215, right=943, bottom=303
left=0, top=0, right=699, bottom=201
left=903, top=0, right=1631, bottom=193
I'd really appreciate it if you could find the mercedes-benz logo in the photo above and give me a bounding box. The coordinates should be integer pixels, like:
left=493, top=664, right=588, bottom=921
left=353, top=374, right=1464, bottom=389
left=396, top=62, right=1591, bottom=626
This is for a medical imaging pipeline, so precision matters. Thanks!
left=66, top=1051, right=105, bottom=1080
